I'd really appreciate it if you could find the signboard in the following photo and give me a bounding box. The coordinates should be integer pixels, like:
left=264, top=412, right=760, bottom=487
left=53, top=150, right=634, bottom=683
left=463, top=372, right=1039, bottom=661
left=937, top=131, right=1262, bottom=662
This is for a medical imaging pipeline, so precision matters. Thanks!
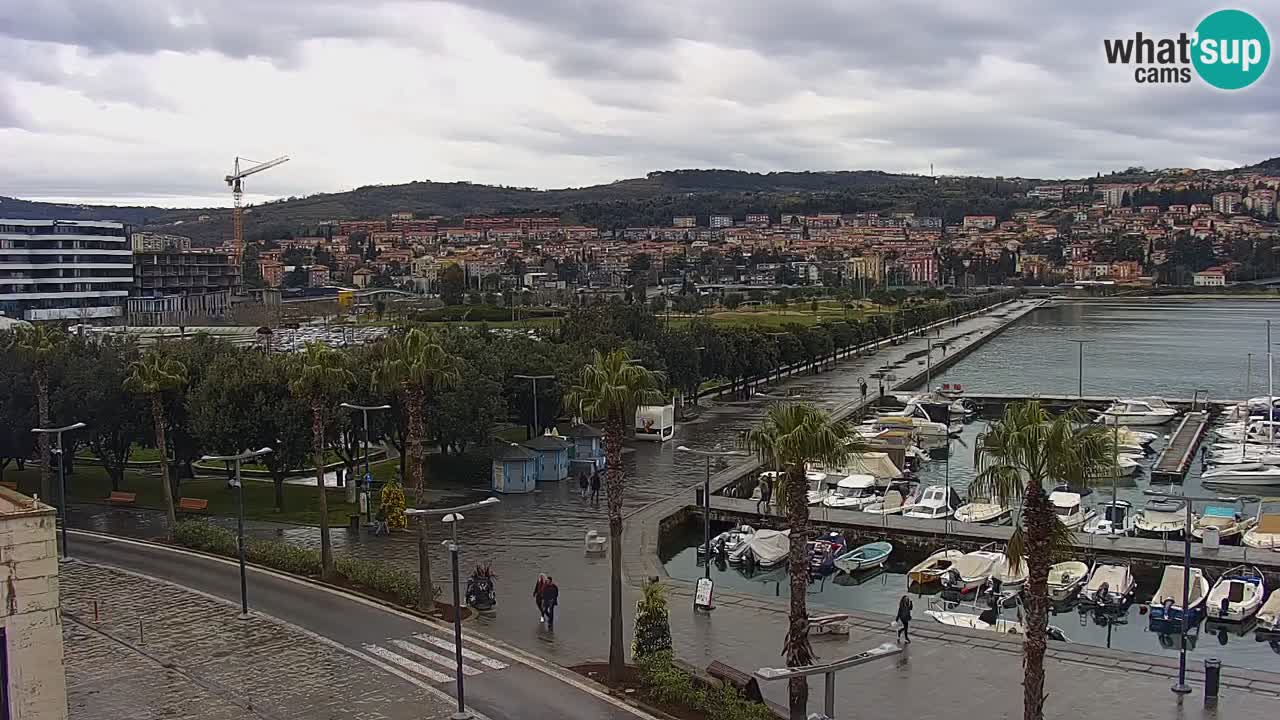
left=363, top=472, right=372, bottom=487
left=694, top=577, right=715, bottom=610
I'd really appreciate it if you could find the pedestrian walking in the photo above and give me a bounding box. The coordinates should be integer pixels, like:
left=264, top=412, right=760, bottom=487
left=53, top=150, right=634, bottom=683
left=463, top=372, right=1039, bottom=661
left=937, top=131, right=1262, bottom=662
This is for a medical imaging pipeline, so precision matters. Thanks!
left=578, top=471, right=589, bottom=499
left=534, top=573, right=547, bottom=622
left=896, top=594, right=913, bottom=644
left=542, top=576, right=560, bottom=631
left=859, top=380, right=868, bottom=401
left=373, top=505, right=389, bottom=536
left=589, top=471, right=602, bottom=504
left=756, top=476, right=772, bottom=514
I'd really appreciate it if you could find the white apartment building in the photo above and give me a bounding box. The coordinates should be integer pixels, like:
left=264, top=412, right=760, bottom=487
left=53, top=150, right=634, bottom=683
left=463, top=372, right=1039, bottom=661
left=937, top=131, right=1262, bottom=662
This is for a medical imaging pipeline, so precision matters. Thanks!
left=0, top=219, right=134, bottom=321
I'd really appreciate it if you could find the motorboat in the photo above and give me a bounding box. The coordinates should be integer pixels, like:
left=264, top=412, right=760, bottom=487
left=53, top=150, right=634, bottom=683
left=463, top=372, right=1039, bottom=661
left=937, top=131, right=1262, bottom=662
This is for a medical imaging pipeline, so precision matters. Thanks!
left=1082, top=499, right=1134, bottom=537
left=863, top=489, right=907, bottom=515
left=1088, top=454, right=1141, bottom=479
left=940, top=546, right=1004, bottom=594
left=805, top=471, right=836, bottom=505
left=1213, top=420, right=1280, bottom=444
left=989, top=555, right=1029, bottom=592
left=1049, top=491, right=1096, bottom=530
left=1133, top=498, right=1186, bottom=538
left=707, top=524, right=755, bottom=562
left=822, top=474, right=880, bottom=510
left=1080, top=562, right=1135, bottom=607
left=837, top=452, right=905, bottom=487
left=903, top=485, right=961, bottom=520
left=1257, top=588, right=1280, bottom=633
left=908, top=548, right=963, bottom=586
left=1205, top=444, right=1280, bottom=465
left=1242, top=499, right=1280, bottom=549
left=806, top=531, right=849, bottom=574
left=866, top=403, right=950, bottom=441
left=1190, top=505, right=1256, bottom=543
left=1206, top=565, right=1266, bottom=623
left=744, top=529, right=790, bottom=568
left=925, top=601, right=1069, bottom=641
left=1201, top=463, right=1280, bottom=485
left=954, top=496, right=1012, bottom=525
left=1148, top=565, right=1210, bottom=625
left=1047, top=560, right=1090, bottom=603
left=1096, top=398, right=1177, bottom=426
left=1115, top=427, right=1159, bottom=452
left=833, top=541, right=893, bottom=574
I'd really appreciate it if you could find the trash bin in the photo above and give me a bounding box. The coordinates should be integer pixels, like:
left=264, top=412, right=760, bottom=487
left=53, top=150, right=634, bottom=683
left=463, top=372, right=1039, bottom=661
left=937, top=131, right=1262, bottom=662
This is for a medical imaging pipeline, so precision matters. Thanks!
left=1205, top=658, right=1221, bottom=699
left=349, top=513, right=361, bottom=533
left=1202, top=525, right=1220, bottom=550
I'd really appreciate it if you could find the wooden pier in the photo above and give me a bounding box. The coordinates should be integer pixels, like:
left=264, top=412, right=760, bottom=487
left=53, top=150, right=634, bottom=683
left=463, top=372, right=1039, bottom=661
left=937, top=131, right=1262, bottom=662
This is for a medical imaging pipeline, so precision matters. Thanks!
left=1151, top=411, right=1210, bottom=483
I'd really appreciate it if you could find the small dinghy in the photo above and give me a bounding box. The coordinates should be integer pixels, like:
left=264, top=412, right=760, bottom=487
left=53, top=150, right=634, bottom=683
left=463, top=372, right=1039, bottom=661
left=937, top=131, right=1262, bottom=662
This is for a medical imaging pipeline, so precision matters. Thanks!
left=1080, top=562, right=1135, bottom=607
left=806, top=531, right=849, bottom=574
left=954, top=496, right=1012, bottom=525
left=1206, top=564, right=1266, bottom=623
left=940, top=546, right=1004, bottom=594
left=1148, top=565, right=1210, bottom=625
left=833, top=541, right=892, bottom=574
left=907, top=548, right=962, bottom=586
left=1047, top=560, right=1090, bottom=603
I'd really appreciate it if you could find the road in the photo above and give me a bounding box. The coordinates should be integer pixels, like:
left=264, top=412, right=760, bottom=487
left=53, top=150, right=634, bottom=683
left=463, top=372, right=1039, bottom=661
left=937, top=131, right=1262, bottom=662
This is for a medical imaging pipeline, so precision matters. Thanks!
left=67, top=530, right=651, bottom=720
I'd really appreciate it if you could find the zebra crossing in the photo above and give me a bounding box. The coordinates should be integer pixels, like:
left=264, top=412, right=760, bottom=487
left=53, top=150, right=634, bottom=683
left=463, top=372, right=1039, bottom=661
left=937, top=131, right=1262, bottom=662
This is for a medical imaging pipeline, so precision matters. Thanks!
left=362, top=633, right=509, bottom=684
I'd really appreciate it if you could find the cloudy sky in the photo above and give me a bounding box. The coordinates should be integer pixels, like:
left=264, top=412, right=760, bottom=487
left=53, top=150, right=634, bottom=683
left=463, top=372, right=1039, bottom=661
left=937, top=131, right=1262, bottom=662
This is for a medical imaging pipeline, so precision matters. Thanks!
left=1, top=1, right=1275, bottom=207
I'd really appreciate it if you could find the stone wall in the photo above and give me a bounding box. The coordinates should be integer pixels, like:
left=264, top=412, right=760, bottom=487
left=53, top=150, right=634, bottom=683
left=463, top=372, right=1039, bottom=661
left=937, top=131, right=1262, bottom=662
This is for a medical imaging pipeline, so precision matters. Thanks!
left=0, top=490, right=67, bottom=720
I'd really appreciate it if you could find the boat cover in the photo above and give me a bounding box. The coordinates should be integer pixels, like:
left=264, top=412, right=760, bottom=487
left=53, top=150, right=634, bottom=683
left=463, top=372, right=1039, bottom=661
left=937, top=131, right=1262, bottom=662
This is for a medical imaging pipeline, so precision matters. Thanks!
left=845, top=452, right=903, bottom=479
left=1259, top=514, right=1280, bottom=534
left=746, top=529, right=791, bottom=565
left=877, top=490, right=904, bottom=510
left=1154, top=567, right=1204, bottom=606
left=1085, top=565, right=1130, bottom=594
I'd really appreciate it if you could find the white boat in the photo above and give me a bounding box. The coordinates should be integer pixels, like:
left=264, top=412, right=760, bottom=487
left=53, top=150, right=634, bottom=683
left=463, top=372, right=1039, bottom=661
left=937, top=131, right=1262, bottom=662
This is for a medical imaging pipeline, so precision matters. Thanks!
left=1116, top=427, right=1159, bottom=448
left=1258, top=589, right=1280, bottom=632
left=1201, top=463, right=1280, bottom=485
left=744, top=529, right=790, bottom=568
left=990, top=555, right=1029, bottom=592
left=954, top=497, right=1012, bottom=525
left=709, top=524, right=755, bottom=563
left=940, top=547, right=1004, bottom=593
left=1049, top=490, right=1096, bottom=530
left=1080, top=562, right=1135, bottom=607
left=1047, top=560, right=1090, bottom=602
left=866, top=404, right=950, bottom=440
left=832, top=541, right=893, bottom=574
left=805, top=471, right=834, bottom=505
left=1089, top=454, right=1141, bottom=478
left=863, top=489, right=907, bottom=515
left=903, top=485, right=961, bottom=520
left=1148, top=565, right=1210, bottom=625
left=1133, top=498, right=1186, bottom=538
left=908, top=548, right=963, bottom=586
left=1213, top=420, right=1280, bottom=444
left=822, top=474, right=880, bottom=510
left=1190, top=505, right=1256, bottom=542
left=924, top=606, right=1069, bottom=641
left=1242, top=499, right=1280, bottom=549
left=1097, top=398, right=1177, bottom=426
left=1206, top=565, right=1266, bottom=623
left=836, top=452, right=904, bottom=487
left=1082, top=499, right=1134, bottom=537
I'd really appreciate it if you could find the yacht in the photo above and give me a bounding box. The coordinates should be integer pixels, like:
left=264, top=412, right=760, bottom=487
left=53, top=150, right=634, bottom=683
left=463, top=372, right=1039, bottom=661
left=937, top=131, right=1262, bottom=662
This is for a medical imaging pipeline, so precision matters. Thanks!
left=1213, top=420, right=1280, bottom=444
left=1096, top=398, right=1177, bottom=426
left=1201, top=463, right=1280, bottom=485
left=1133, top=498, right=1186, bottom=538
left=1190, top=505, right=1256, bottom=543
left=954, top=496, right=1012, bottom=524
left=1082, top=499, right=1134, bottom=537
left=902, top=485, right=961, bottom=520
left=805, top=471, right=836, bottom=505
left=1049, top=490, right=1096, bottom=530
left=1206, top=565, right=1266, bottom=623
left=1242, top=499, right=1280, bottom=549
left=822, top=474, right=879, bottom=510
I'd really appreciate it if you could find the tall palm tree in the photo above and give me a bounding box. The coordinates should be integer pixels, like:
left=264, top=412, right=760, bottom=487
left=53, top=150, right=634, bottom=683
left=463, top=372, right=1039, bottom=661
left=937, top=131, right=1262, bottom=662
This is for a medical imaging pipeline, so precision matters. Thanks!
left=14, top=326, right=65, bottom=500
left=565, top=349, right=664, bottom=683
left=971, top=400, right=1112, bottom=720
left=288, top=342, right=354, bottom=579
left=124, top=348, right=188, bottom=540
left=746, top=403, right=855, bottom=720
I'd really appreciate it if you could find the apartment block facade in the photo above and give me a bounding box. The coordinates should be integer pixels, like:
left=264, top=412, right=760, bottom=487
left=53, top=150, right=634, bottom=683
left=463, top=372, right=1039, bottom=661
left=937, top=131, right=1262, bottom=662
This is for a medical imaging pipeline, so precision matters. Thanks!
left=0, top=219, right=133, bottom=321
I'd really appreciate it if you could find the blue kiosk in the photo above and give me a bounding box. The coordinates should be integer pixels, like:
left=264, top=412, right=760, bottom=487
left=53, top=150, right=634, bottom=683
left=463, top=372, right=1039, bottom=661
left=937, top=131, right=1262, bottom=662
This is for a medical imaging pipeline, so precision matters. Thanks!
left=491, top=442, right=539, bottom=494
left=522, top=433, right=571, bottom=482
left=564, top=422, right=605, bottom=471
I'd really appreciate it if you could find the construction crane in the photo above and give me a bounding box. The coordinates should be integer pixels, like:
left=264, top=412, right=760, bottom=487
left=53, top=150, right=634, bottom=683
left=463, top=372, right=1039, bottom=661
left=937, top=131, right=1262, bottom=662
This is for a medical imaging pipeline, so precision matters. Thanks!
left=225, top=155, right=289, bottom=268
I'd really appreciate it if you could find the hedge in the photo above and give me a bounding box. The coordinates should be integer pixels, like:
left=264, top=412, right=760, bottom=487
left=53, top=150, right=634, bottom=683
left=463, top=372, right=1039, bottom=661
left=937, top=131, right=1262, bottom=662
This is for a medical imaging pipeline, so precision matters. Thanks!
left=637, top=652, right=774, bottom=720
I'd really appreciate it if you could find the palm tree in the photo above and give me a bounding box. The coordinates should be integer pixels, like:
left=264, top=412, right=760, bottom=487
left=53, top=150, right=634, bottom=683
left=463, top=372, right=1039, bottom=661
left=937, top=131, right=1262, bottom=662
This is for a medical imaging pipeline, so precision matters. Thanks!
left=14, top=326, right=65, bottom=500
left=745, top=403, right=856, bottom=720
left=971, top=400, right=1112, bottom=720
left=124, top=348, right=188, bottom=540
left=288, top=342, right=354, bottom=579
left=565, top=349, right=664, bottom=683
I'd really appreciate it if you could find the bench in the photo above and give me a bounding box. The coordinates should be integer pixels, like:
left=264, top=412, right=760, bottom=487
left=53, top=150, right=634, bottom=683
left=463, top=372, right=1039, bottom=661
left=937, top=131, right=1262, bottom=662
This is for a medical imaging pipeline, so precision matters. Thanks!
left=106, top=491, right=137, bottom=506
left=706, top=661, right=764, bottom=704
left=177, top=497, right=209, bottom=513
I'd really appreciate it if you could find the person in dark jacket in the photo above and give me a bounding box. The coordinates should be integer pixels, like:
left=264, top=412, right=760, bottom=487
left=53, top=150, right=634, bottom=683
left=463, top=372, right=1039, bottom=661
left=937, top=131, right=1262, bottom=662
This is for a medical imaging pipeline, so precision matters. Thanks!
left=756, top=477, right=772, bottom=514
left=896, top=595, right=913, bottom=643
left=589, top=471, right=602, bottom=503
left=534, top=573, right=547, bottom=622
left=541, top=576, right=560, bottom=630
left=578, top=472, right=589, bottom=499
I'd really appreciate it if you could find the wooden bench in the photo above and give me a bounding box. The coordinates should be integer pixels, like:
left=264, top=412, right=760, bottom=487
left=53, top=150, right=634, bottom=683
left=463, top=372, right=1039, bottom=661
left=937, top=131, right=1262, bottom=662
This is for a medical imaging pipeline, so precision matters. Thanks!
left=706, top=661, right=764, bottom=704
left=0, top=481, right=17, bottom=492
left=177, top=497, right=209, bottom=513
left=106, top=491, right=137, bottom=506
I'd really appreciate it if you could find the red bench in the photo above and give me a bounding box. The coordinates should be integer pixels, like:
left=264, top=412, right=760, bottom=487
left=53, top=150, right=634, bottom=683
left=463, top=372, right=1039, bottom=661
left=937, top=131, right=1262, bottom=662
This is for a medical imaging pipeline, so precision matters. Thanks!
left=177, top=497, right=209, bottom=513
left=106, top=491, right=137, bottom=505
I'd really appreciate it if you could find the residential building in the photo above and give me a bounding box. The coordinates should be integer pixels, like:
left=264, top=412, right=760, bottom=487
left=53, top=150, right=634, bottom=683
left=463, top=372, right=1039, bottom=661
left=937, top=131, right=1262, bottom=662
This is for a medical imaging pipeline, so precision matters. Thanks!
left=352, top=268, right=374, bottom=288
left=1193, top=268, right=1226, bottom=286
left=390, top=211, right=415, bottom=221
left=130, top=232, right=191, bottom=252
left=336, top=220, right=388, bottom=235
left=962, top=215, right=997, bottom=230
left=744, top=213, right=770, bottom=226
left=1101, top=186, right=1132, bottom=207
left=129, top=249, right=240, bottom=325
left=1247, top=189, right=1276, bottom=217
left=0, top=219, right=134, bottom=321
left=709, top=215, right=734, bottom=229
left=308, top=265, right=330, bottom=287
left=1212, top=192, right=1242, bottom=214
left=847, top=254, right=884, bottom=287
left=259, top=259, right=285, bottom=288
left=0, top=487, right=68, bottom=720
left=672, top=216, right=697, bottom=228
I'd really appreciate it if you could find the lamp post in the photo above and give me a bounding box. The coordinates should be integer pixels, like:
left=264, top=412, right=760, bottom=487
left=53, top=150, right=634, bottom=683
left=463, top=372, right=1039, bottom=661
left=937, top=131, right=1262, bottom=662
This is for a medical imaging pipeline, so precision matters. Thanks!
left=31, top=421, right=86, bottom=560
left=1069, top=339, right=1095, bottom=399
left=200, top=447, right=273, bottom=618
left=513, top=374, right=555, bottom=439
left=677, top=445, right=749, bottom=611
left=406, top=497, right=499, bottom=720
left=340, top=402, right=391, bottom=521
left=924, top=341, right=947, bottom=394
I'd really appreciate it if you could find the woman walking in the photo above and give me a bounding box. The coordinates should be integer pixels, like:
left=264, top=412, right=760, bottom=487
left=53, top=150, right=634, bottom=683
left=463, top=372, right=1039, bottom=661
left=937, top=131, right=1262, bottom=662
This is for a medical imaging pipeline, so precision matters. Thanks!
left=534, top=573, right=547, bottom=622
left=896, top=594, right=913, bottom=644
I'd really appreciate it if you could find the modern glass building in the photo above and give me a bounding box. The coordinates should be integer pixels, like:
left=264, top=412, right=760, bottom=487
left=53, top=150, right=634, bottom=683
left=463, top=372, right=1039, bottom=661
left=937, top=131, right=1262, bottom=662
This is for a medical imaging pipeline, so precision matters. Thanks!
left=0, top=219, right=133, bottom=321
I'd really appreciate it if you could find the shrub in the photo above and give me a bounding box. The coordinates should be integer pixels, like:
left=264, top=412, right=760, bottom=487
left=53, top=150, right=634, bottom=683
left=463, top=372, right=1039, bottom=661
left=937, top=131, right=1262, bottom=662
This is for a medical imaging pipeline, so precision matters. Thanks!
left=637, top=651, right=773, bottom=720
left=247, top=540, right=322, bottom=576
left=335, top=555, right=437, bottom=606
left=380, top=480, right=407, bottom=530
left=174, top=520, right=238, bottom=556
left=632, top=579, right=673, bottom=659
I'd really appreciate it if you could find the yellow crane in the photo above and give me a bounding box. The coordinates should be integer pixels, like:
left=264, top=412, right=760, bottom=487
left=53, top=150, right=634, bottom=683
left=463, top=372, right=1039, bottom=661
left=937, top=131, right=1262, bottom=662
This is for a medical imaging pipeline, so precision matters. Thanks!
left=225, top=155, right=289, bottom=269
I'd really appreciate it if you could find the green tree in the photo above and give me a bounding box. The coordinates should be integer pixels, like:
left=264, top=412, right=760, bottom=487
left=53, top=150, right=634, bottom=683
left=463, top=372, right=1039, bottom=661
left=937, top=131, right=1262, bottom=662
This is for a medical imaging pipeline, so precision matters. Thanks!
left=64, top=336, right=146, bottom=491
left=746, top=403, right=856, bottom=720
left=124, top=348, right=189, bottom=539
left=287, top=342, right=354, bottom=578
left=13, top=326, right=66, bottom=500
left=971, top=401, right=1113, bottom=720
left=565, top=349, right=664, bottom=683
left=632, top=579, right=672, bottom=659
left=440, top=262, right=466, bottom=305
left=722, top=292, right=744, bottom=310
left=0, top=337, right=36, bottom=482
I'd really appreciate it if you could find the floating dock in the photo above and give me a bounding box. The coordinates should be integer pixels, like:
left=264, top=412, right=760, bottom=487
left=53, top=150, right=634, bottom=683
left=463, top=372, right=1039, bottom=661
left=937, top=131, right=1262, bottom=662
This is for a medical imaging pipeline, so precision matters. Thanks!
left=1151, top=411, right=1210, bottom=483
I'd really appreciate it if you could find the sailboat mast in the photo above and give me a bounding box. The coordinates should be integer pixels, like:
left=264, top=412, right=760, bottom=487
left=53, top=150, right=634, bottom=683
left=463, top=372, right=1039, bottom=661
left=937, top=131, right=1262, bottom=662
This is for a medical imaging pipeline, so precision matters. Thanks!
left=1269, top=320, right=1274, bottom=448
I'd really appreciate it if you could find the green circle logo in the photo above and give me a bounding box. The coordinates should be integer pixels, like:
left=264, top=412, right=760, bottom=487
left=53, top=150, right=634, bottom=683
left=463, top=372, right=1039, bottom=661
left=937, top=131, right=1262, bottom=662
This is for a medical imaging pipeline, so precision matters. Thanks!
left=1193, top=9, right=1270, bottom=90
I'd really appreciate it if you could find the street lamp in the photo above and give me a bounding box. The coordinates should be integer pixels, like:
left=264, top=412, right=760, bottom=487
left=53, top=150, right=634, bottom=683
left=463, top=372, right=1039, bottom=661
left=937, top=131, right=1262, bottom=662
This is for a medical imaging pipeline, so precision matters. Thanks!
left=677, top=445, right=749, bottom=610
left=513, top=374, right=555, bottom=439
left=31, top=421, right=86, bottom=560
left=1069, top=339, right=1095, bottom=399
left=340, top=402, right=391, bottom=521
left=924, top=341, right=947, bottom=394
left=200, top=447, right=273, bottom=618
left=407, top=497, right=499, bottom=720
